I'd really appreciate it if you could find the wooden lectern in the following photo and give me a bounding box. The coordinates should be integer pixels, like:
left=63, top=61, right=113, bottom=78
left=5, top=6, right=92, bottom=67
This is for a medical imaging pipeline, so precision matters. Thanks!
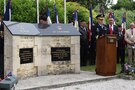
left=96, top=34, right=117, bottom=76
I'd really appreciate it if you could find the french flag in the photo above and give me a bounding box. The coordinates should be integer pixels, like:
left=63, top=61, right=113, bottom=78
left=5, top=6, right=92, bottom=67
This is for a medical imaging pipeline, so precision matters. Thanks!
left=73, top=10, right=79, bottom=31
left=54, top=3, right=59, bottom=24
left=4, top=0, right=12, bottom=21
left=47, top=8, right=52, bottom=24
left=88, top=5, right=93, bottom=42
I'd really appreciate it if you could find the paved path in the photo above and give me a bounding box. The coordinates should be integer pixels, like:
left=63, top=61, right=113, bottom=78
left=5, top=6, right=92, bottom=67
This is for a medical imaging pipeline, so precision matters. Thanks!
left=16, top=71, right=116, bottom=90
left=48, top=79, right=135, bottom=90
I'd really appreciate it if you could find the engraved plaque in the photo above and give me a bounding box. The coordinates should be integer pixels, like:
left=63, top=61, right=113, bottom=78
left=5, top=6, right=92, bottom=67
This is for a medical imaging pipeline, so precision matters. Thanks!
left=19, top=48, right=33, bottom=64
left=51, top=47, right=70, bottom=61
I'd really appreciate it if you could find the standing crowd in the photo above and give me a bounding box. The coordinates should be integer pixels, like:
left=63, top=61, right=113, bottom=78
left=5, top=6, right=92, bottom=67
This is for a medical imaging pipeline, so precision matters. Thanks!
left=79, top=13, right=135, bottom=73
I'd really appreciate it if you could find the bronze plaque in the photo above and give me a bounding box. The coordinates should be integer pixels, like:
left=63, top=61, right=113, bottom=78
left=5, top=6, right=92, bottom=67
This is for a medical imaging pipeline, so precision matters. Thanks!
left=19, top=48, right=33, bottom=64
left=51, top=47, right=70, bottom=61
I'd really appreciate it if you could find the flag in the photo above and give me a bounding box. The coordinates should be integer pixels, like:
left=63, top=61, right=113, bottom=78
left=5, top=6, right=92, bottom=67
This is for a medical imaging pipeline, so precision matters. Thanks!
left=47, top=8, right=52, bottom=24
left=121, top=12, right=126, bottom=31
left=88, top=5, right=93, bottom=42
left=73, top=10, right=79, bottom=31
left=4, top=72, right=12, bottom=79
left=99, top=4, right=104, bottom=15
left=7, top=72, right=12, bottom=77
left=4, top=0, right=12, bottom=21
left=54, top=2, right=59, bottom=24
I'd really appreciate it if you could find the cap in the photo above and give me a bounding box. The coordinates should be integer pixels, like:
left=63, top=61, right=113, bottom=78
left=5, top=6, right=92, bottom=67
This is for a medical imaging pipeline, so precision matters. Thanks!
left=96, top=14, right=105, bottom=19
left=130, top=22, right=134, bottom=26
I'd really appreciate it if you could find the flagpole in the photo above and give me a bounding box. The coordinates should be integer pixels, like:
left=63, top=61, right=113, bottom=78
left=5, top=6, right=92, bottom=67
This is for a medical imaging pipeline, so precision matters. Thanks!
left=9, top=8, right=11, bottom=21
left=4, top=0, right=6, bottom=13
left=64, top=0, right=66, bottom=24
left=37, top=0, right=39, bottom=23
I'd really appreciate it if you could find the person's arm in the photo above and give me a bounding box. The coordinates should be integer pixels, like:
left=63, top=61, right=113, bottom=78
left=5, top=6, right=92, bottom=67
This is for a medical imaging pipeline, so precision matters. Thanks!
left=124, top=30, right=134, bottom=45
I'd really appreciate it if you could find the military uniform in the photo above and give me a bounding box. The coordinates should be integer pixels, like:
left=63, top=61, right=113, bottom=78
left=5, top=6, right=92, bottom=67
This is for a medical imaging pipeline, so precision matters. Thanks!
left=0, top=21, right=4, bottom=79
left=117, top=26, right=125, bottom=72
left=89, top=14, right=107, bottom=65
left=79, top=26, right=89, bottom=66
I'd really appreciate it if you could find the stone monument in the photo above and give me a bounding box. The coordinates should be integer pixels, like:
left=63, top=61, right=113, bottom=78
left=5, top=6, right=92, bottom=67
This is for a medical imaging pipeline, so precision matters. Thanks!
left=3, top=21, right=80, bottom=79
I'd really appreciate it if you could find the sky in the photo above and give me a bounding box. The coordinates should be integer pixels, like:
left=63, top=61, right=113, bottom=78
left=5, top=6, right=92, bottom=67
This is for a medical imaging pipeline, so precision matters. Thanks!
left=113, top=0, right=118, bottom=4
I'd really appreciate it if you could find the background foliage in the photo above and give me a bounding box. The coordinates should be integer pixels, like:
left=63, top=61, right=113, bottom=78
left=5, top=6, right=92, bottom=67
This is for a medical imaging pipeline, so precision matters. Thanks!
left=0, top=0, right=135, bottom=27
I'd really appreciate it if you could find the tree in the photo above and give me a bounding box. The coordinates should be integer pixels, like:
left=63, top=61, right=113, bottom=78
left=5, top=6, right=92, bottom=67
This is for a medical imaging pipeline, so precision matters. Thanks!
left=111, top=0, right=135, bottom=10
left=0, top=0, right=97, bottom=23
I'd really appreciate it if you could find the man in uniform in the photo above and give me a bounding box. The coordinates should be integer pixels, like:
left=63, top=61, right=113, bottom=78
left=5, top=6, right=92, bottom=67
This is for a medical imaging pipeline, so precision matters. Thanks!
left=117, top=25, right=125, bottom=73
left=0, top=14, right=4, bottom=79
left=95, top=14, right=108, bottom=38
left=79, top=20, right=89, bottom=66
left=90, top=14, right=107, bottom=65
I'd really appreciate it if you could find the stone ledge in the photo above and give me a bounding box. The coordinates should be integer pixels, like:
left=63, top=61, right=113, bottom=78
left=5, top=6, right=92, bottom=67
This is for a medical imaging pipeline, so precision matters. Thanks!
left=16, top=71, right=117, bottom=90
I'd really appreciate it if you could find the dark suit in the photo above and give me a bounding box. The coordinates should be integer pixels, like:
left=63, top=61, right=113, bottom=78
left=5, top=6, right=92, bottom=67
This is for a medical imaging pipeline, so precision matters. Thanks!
left=0, top=22, right=4, bottom=79
left=106, top=24, right=118, bottom=35
left=79, top=26, right=89, bottom=66
left=117, top=31, right=125, bottom=71
left=89, top=25, right=96, bottom=65
left=0, top=22, right=4, bottom=31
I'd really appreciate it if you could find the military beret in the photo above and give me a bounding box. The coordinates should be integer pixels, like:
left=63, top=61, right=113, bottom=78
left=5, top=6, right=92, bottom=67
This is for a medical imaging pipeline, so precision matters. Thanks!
left=96, top=14, right=105, bottom=19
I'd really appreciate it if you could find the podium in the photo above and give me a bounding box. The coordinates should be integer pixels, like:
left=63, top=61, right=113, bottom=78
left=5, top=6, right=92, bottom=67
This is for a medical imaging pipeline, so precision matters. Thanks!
left=96, top=35, right=117, bottom=76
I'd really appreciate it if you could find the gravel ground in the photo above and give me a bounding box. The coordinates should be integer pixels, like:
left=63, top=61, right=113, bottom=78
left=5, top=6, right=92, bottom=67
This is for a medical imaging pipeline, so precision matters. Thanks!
left=48, top=79, right=135, bottom=90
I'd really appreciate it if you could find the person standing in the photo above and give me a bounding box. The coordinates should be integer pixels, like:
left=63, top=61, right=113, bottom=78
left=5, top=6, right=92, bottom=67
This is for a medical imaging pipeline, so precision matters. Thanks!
left=90, top=14, right=107, bottom=65
left=125, top=23, right=135, bottom=65
left=117, top=25, right=125, bottom=73
left=94, top=14, right=108, bottom=38
left=0, top=14, right=4, bottom=79
left=79, top=20, right=89, bottom=66
left=106, top=17, right=118, bottom=35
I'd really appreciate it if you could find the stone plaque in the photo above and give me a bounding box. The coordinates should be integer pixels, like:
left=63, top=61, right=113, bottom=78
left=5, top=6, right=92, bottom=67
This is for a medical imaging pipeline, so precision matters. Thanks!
left=19, top=48, right=33, bottom=64
left=51, top=47, right=70, bottom=61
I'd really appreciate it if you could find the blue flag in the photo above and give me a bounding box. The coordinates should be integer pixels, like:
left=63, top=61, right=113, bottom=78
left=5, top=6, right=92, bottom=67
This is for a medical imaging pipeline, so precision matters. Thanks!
left=4, top=0, right=12, bottom=21
left=54, top=3, right=59, bottom=24
left=73, top=10, right=79, bottom=30
left=122, top=12, right=126, bottom=30
left=47, top=8, right=52, bottom=24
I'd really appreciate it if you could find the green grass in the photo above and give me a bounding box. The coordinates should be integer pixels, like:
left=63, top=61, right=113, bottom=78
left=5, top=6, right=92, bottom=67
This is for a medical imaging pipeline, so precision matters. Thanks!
left=81, top=64, right=121, bottom=74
